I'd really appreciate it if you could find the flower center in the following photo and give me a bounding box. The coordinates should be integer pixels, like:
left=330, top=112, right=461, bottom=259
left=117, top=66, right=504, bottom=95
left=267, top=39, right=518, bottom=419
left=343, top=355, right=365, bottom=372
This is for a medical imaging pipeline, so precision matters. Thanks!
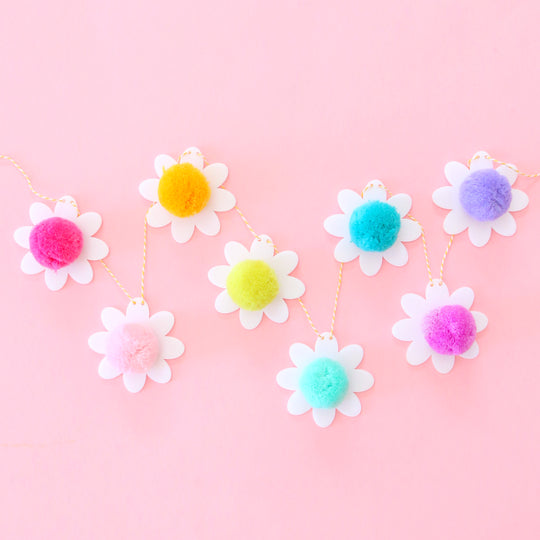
left=29, top=217, right=83, bottom=270
left=299, top=357, right=349, bottom=408
left=157, top=163, right=211, bottom=217
left=349, top=201, right=401, bottom=251
left=422, top=305, right=477, bottom=355
left=459, top=169, right=512, bottom=221
left=106, top=323, right=159, bottom=373
left=226, top=259, right=279, bottom=311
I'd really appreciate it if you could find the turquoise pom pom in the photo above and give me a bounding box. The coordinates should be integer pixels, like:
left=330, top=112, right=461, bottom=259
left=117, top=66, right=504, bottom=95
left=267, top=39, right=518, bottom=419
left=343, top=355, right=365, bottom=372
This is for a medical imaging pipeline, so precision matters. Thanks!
left=349, top=201, right=400, bottom=252
left=299, top=358, right=349, bottom=408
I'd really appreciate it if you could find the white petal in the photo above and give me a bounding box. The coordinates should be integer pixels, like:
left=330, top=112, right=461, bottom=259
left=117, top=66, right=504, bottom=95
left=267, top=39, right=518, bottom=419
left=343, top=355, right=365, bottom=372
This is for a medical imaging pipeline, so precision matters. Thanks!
left=224, top=241, right=249, bottom=265
left=509, top=189, right=529, bottom=212
left=44, top=268, right=68, bottom=291
left=122, top=372, right=147, bottom=393
left=279, top=276, right=305, bottom=299
left=392, top=318, right=416, bottom=342
left=324, top=214, right=348, bottom=238
left=161, top=336, right=185, bottom=359
left=208, top=188, right=235, bottom=212
left=337, top=344, right=364, bottom=369
left=171, top=218, right=195, bottom=243
left=334, top=238, right=360, bottom=263
left=312, top=407, right=336, bottom=428
left=101, top=307, right=125, bottom=330
left=147, top=358, right=172, bottom=383
left=29, top=202, right=53, bottom=225
left=382, top=242, right=408, bottom=267
left=449, top=287, right=474, bottom=309
left=54, top=196, right=78, bottom=220
left=179, top=147, right=204, bottom=170
left=194, top=209, right=220, bottom=236
left=336, top=392, right=362, bottom=417
left=496, top=164, right=518, bottom=186
left=491, top=213, right=516, bottom=237
left=67, top=259, right=93, bottom=284
left=147, top=204, right=173, bottom=228
left=387, top=193, right=412, bottom=217
left=88, top=331, right=109, bottom=354
left=401, top=293, right=426, bottom=318
left=208, top=265, right=231, bottom=288
left=149, top=311, right=175, bottom=336
left=14, top=226, right=32, bottom=248
left=406, top=340, right=432, bottom=366
left=337, top=189, right=363, bottom=214
left=239, top=309, right=263, bottom=330
left=314, top=335, right=339, bottom=358
left=138, top=178, right=159, bottom=202
left=203, top=163, right=228, bottom=188
left=287, top=391, right=311, bottom=415
left=215, top=290, right=239, bottom=314
left=469, top=151, right=493, bottom=172
left=425, top=280, right=449, bottom=304
left=98, top=358, right=121, bottom=379
left=432, top=353, right=455, bottom=374
left=432, top=186, right=457, bottom=210
left=125, top=299, right=149, bottom=323
left=443, top=208, right=470, bottom=235
left=468, top=222, right=492, bottom=247
left=276, top=367, right=300, bottom=390
left=472, top=311, right=488, bottom=332
left=20, top=251, right=43, bottom=274
left=154, top=154, right=177, bottom=176
left=289, top=343, right=315, bottom=368
left=76, top=212, right=102, bottom=237
left=398, top=219, right=421, bottom=243
left=460, top=341, right=479, bottom=359
left=444, top=161, right=470, bottom=186
left=359, top=251, right=383, bottom=276
left=271, top=251, right=298, bottom=276
left=250, top=236, right=274, bottom=260
left=264, top=298, right=289, bottom=323
left=348, top=370, right=374, bottom=392
left=363, top=185, right=387, bottom=202
left=82, top=237, right=109, bottom=261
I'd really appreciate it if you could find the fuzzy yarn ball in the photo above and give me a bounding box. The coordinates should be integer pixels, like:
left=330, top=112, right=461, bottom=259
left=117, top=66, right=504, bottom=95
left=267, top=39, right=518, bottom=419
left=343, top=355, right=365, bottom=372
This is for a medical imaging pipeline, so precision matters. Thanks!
left=29, top=217, right=84, bottom=270
left=349, top=201, right=401, bottom=252
left=422, top=305, right=477, bottom=355
left=106, top=323, right=159, bottom=373
left=459, top=169, right=512, bottom=221
left=158, top=163, right=211, bottom=217
left=299, top=357, right=349, bottom=408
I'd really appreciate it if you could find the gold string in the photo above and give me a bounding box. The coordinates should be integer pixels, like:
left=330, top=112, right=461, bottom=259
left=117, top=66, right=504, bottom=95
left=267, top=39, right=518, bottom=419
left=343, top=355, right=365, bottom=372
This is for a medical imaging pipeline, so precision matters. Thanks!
left=468, top=153, right=540, bottom=178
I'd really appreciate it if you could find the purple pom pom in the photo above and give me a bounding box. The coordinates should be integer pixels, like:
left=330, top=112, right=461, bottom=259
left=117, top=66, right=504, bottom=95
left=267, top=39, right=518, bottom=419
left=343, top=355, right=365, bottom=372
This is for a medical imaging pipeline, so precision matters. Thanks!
left=422, top=305, right=476, bottom=355
left=459, top=169, right=512, bottom=221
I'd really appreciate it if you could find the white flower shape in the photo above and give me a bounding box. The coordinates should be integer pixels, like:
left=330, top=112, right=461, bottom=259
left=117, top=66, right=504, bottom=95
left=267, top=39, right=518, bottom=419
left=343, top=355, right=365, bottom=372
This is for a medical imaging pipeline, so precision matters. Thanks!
left=433, top=151, right=529, bottom=247
left=208, top=235, right=305, bottom=330
left=276, top=333, right=374, bottom=427
left=88, top=298, right=185, bottom=393
left=392, top=280, right=488, bottom=374
left=139, top=146, right=236, bottom=243
left=324, top=181, right=422, bottom=276
left=13, top=196, right=109, bottom=291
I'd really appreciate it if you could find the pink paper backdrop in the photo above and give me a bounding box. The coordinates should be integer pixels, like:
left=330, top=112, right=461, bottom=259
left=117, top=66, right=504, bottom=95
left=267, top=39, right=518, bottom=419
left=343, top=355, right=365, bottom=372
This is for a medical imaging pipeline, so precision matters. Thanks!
left=2, top=1, right=539, bottom=538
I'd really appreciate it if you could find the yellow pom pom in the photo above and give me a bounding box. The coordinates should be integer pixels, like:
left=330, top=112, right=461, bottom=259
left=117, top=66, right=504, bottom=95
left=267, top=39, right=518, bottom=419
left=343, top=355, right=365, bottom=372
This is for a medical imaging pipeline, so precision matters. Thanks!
left=157, top=163, right=211, bottom=217
left=226, top=260, right=279, bottom=311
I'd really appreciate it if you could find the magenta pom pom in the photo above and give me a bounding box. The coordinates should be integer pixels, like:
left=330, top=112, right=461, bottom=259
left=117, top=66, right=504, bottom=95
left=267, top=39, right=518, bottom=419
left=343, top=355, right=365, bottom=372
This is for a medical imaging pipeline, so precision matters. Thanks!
left=422, top=304, right=476, bottom=355
left=106, top=323, right=159, bottom=373
left=29, top=217, right=83, bottom=270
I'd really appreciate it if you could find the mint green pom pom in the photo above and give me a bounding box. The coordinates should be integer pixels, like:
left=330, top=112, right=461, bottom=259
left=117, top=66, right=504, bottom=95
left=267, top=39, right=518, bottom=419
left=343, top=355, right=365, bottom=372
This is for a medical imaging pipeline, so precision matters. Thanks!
left=299, top=358, right=349, bottom=408
left=349, top=201, right=400, bottom=252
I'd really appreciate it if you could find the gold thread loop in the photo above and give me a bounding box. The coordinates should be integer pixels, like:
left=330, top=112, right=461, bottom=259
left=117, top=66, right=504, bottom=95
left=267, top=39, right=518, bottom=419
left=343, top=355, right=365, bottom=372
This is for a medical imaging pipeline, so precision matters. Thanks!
left=467, top=154, right=540, bottom=178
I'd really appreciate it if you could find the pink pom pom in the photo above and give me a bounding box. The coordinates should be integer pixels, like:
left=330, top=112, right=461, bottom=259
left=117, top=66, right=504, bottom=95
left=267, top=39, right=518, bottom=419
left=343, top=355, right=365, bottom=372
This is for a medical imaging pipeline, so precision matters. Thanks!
left=106, top=323, right=159, bottom=373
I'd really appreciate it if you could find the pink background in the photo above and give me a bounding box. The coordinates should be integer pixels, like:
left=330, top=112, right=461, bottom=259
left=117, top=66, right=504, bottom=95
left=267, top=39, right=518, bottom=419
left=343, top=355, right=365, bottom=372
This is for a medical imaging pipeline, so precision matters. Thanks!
left=1, top=1, right=540, bottom=538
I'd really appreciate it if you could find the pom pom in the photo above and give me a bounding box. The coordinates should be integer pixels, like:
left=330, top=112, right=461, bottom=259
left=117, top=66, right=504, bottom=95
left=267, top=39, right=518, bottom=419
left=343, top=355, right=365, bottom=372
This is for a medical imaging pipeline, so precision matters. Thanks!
left=459, top=169, right=512, bottom=221
left=226, top=259, right=279, bottom=311
left=349, top=201, right=400, bottom=252
left=157, top=163, right=211, bottom=217
left=299, top=357, right=349, bottom=408
left=29, top=217, right=84, bottom=270
left=106, top=323, right=159, bottom=373
left=422, top=305, right=476, bottom=355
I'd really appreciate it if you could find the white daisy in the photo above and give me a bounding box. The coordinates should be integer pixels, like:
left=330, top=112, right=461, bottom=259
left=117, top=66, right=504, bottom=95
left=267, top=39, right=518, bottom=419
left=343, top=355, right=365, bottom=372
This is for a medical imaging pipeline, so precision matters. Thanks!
left=392, top=280, right=488, bottom=374
left=139, top=146, right=236, bottom=243
left=208, top=235, right=305, bottom=330
left=88, top=298, right=185, bottom=393
left=324, top=181, right=422, bottom=276
left=13, top=195, right=109, bottom=291
left=276, top=333, right=374, bottom=428
left=433, top=151, right=529, bottom=247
